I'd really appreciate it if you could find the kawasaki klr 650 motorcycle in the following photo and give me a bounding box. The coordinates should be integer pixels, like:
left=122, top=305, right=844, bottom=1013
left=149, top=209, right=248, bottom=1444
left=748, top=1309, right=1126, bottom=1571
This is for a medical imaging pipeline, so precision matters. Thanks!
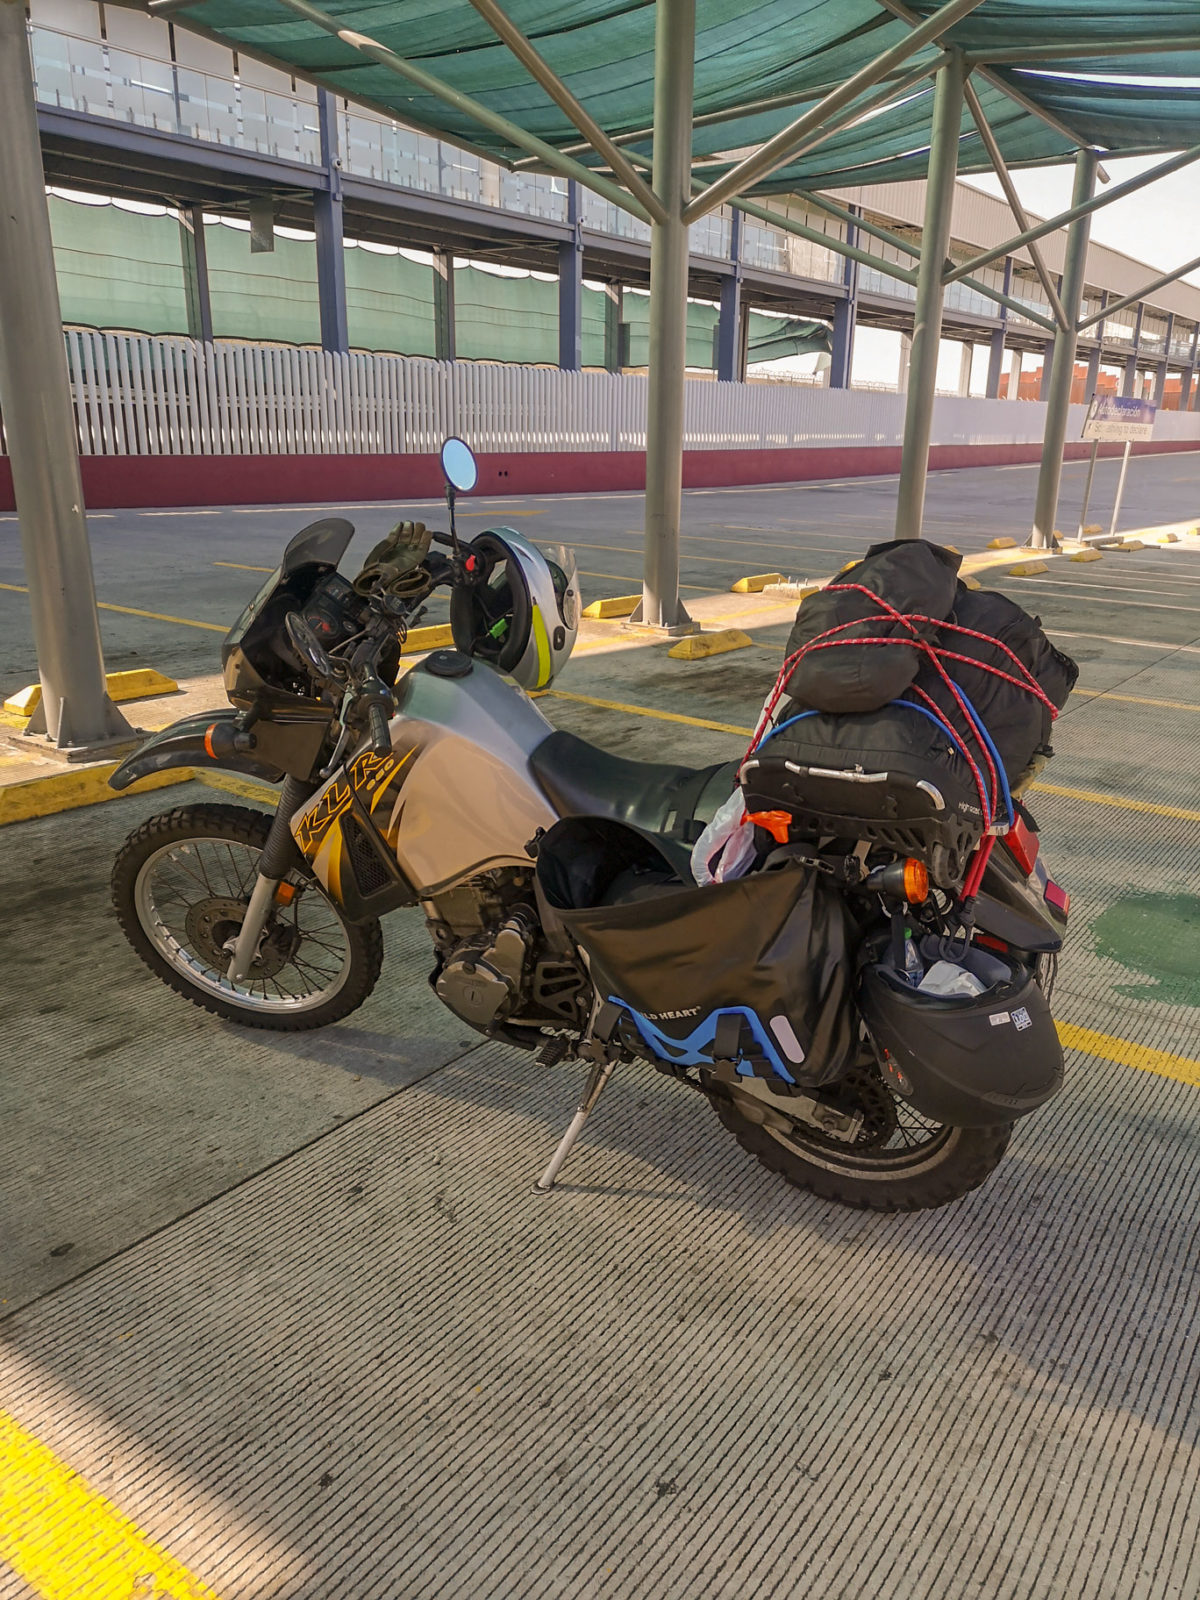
left=111, top=439, right=1070, bottom=1212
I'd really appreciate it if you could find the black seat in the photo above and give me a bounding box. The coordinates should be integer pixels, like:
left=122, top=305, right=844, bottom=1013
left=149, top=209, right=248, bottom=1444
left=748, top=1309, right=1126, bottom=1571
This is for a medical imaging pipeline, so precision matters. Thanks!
left=530, top=730, right=736, bottom=841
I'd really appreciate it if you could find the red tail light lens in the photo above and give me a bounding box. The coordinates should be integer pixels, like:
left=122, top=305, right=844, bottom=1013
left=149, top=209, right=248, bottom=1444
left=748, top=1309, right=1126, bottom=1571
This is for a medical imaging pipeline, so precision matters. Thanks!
left=1002, top=813, right=1040, bottom=877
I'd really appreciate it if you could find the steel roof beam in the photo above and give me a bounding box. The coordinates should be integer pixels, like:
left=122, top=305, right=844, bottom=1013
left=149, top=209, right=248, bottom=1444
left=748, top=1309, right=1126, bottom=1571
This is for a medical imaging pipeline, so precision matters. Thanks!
left=968, top=35, right=1200, bottom=65
left=963, top=78, right=1070, bottom=331
left=784, top=186, right=1059, bottom=333
left=462, top=0, right=665, bottom=224
left=1078, top=255, right=1200, bottom=332
left=682, top=0, right=987, bottom=223
left=264, top=0, right=654, bottom=223
left=945, top=142, right=1200, bottom=285
left=871, top=0, right=1109, bottom=176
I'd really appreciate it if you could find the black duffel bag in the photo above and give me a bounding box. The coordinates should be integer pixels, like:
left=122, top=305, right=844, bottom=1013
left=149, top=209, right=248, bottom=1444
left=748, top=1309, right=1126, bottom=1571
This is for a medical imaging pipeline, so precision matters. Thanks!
left=783, top=538, right=961, bottom=713
left=917, top=585, right=1078, bottom=793
left=535, top=816, right=858, bottom=1089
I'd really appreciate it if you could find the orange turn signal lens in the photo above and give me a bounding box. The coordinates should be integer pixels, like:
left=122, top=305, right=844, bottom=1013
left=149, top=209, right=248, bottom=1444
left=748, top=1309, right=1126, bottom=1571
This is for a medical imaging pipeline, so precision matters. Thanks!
left=903, top=858, right=929, bottom=904
left=746, top=809, right=793, bottom=845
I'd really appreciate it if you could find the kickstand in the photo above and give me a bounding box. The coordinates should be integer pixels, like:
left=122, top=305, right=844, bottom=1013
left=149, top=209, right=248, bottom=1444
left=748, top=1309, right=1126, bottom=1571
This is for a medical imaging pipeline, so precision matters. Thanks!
left=535, top=1057, right=616, bottom=1193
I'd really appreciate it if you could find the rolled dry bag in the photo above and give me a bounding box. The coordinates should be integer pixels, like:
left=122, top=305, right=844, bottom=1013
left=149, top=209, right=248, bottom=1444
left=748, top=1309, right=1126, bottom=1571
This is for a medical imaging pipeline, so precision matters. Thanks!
left=783, top=539, right=961, bottom=713
left=535, top=816, right=858, bottom=1089
left=857, top=952, right=1063, bottom=1128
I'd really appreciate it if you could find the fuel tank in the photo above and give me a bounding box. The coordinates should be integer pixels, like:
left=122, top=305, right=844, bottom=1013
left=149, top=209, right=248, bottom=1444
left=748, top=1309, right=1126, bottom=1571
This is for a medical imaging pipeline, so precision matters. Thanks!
left=291, top=654, right=558, bottom=904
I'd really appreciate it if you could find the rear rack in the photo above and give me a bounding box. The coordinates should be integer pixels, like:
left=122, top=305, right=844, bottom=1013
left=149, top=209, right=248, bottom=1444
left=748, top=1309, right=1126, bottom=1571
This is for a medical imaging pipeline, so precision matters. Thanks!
left=739, top=753, right=982, bottom=888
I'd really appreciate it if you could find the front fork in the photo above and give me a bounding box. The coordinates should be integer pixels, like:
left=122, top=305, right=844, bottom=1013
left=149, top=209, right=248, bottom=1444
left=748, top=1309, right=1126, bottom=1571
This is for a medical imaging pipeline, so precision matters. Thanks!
left=226, top=774, right=314, bottom=984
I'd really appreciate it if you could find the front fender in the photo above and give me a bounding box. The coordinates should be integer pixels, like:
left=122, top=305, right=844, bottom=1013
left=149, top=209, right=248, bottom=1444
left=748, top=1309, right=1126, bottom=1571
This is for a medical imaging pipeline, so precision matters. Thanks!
left=108, top=709, right=286, bottom=792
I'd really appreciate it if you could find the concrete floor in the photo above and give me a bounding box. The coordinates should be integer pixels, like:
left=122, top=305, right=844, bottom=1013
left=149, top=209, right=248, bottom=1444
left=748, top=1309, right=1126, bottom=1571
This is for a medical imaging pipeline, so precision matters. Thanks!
left=3, top=466, right=1200, bottom=1598
left=2, top=451, right=1199, bottom=697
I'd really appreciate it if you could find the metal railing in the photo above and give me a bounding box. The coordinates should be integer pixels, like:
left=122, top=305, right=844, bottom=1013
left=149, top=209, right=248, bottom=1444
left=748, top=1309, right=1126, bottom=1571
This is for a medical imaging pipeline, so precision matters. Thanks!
left=5, top=330, right=1195, bottom=461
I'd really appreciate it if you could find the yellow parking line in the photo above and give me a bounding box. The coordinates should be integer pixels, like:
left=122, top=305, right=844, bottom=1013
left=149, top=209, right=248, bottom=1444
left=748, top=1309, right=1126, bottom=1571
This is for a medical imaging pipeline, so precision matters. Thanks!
left=1057, top=1022, right=1200, bottom=1091
left=0, top=583, right=225, bottom=634
left=1030, top=780, right=1200, bottom=824
left=0, top=1408, right=222, bottom=1600
left=546, top=689, right=752, bottom=738
left=214, top=560, right=273, bottom=573
left=1072, top=687, right=1200, bottom=714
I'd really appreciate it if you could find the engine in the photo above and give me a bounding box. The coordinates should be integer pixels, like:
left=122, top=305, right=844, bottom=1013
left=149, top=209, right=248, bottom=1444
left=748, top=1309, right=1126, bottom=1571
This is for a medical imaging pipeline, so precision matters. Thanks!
left=435, top=908, right=537, bottom=1028
left=425, top=870, right=590, bottom=1041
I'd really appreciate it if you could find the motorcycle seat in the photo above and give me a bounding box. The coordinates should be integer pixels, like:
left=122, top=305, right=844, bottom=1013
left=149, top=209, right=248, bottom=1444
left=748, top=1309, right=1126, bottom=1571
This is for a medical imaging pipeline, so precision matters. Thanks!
left=530, top=730, right=736, bottom=842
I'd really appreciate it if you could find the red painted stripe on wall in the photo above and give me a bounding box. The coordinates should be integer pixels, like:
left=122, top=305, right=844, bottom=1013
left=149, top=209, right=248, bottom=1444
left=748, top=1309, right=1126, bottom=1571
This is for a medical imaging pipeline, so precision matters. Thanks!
left=0, top=439, right=1196, bottom=511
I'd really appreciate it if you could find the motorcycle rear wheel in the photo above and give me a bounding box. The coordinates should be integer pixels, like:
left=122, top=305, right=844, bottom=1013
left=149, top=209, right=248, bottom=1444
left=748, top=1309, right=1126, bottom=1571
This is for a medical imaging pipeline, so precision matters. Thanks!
left=706, top=1066, right=1012, bottom=1212
left=112, top=803, right=383, bottom=1030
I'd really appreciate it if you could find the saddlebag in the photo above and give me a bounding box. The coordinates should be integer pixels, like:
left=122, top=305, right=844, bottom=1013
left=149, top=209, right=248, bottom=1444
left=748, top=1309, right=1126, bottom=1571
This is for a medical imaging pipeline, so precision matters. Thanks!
left=535, top=816, right=858, bottom=1089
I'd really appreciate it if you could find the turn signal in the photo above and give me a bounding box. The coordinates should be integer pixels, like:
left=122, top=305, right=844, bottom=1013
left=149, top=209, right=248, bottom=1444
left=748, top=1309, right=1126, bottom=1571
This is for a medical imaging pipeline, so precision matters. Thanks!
left=903, top=858, right=929, bottom=903
left=746, top=809, right=793, bottom=845
left=866, top=856, right=929, bottom=903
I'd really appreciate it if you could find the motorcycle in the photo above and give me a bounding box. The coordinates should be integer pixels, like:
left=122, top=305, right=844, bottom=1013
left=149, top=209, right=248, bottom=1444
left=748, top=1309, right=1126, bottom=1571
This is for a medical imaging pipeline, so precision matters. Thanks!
left=110, top=439, right=1069, bottom=1212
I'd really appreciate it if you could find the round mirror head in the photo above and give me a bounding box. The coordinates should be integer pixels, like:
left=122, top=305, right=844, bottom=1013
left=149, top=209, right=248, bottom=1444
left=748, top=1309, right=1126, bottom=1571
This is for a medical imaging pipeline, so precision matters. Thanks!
left=440, top=436, right=478, bottom=494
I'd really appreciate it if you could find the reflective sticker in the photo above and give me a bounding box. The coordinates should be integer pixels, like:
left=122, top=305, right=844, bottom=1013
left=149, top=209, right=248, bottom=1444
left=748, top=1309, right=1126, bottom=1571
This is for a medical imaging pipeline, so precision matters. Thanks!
left=531, top=603, right=552, bottom=688
left=1012, top=1006, right=1033, bottom=1031
left=769, top=1014, right=806, bottom=1063
left=989, top=1012, right=1011, bottom=1027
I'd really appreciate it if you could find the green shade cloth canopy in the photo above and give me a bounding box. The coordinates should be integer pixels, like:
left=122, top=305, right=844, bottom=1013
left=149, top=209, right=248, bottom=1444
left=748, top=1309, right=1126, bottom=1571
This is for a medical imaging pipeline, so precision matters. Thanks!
left=163, top=1, right=1200, bottom=198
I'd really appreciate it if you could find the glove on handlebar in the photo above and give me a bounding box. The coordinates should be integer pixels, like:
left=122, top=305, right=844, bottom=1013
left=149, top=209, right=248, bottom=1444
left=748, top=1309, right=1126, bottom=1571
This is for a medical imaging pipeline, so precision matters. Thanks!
left=354, top=520, right=432, bottom=597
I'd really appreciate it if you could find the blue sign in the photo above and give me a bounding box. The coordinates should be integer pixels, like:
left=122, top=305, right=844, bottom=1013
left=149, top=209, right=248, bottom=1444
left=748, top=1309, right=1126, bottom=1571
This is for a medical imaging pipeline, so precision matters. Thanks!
left=1083, top=395, right=1156, bottom=442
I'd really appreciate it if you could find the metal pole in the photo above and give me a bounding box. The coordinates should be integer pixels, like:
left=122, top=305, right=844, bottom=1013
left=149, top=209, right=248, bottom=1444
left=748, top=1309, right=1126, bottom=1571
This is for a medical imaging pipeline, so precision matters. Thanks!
left=1109, top=441, right=1132, bottom=539
left=636, top=0, right=695, bottom=632
left=0, top=0, right=132, bottom=751
left=893, top=52, right=965, bottom=541
left=314, top=88, right=349, bottom=353
left=716, top=208, right=743, bottom=383
left=1030, top=150, right=1097, bottom=550
left=558, top=181, right=583, bottom=371
left=1076, top=441, right=1099, bottom=538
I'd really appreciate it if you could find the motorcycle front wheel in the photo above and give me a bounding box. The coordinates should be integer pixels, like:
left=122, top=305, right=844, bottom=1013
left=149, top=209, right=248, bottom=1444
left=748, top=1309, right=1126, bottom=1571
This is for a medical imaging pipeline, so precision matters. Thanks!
left=705, top=1065, right=1012, bottom=1212
left=112, top=803, right=383, bottom=1030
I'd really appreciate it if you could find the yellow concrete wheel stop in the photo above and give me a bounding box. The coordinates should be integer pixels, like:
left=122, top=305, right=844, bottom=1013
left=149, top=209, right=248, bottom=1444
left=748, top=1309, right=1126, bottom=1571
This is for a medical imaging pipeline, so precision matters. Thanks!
left=730, top=573, right=783, bottom=594
left=400, top=623, right=455, bottom=653
left=583, top=595, right=640, bottom=619
left=1009, top=561, right=1049, bottom=577
left=1070, top=548, right=1104, bottom=562
left=668, top=629, right=753, bottom=660
left=3, top=668, right=178, bottom=720
left=986, top=536, right=1016, bottom=550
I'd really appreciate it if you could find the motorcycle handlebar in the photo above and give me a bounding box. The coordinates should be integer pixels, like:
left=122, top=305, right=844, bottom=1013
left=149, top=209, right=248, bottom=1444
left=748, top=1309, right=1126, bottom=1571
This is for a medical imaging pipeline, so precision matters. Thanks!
left=368, top=700, right=391, bottom=755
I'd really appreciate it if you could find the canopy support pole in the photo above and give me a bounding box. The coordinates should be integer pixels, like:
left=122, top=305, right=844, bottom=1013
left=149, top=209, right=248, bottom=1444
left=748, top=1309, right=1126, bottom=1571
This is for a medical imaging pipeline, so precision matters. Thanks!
left=0, top=0, right=133, bottom=752
left=1030, top=150, right=1098, bottom=551
left=894, top=53, right=965, bottom=541
left=634, top=0, right=696, bottom=633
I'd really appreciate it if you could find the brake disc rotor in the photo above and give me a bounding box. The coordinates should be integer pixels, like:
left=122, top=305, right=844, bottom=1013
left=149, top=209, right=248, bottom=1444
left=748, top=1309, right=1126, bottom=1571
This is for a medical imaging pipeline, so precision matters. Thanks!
left=184, top=896, right=298, bottom=979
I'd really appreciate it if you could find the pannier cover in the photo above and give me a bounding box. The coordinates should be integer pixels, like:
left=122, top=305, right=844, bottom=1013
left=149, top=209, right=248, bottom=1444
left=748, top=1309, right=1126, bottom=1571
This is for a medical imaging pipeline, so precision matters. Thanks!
left=783, top=539, right=961, bottom=713
left=535, top=816, right=857, bottom=1088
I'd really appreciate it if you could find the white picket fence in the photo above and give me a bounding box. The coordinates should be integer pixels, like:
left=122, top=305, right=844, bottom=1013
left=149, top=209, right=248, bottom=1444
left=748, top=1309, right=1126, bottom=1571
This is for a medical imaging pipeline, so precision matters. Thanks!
left=3, top=331, right=1199, bottom=458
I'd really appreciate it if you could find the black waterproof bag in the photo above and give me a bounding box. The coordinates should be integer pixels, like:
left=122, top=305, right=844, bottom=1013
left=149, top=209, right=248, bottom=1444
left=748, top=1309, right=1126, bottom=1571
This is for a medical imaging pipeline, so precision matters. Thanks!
left=783, top=539, right=961, bottom=713
left=535, top=816, right=858, bottom=1089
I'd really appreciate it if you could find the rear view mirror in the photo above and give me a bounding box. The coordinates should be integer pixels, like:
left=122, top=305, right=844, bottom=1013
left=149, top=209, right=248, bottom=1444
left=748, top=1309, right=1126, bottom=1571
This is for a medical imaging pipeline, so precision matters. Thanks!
left=440, top=436, right=478, bottom=494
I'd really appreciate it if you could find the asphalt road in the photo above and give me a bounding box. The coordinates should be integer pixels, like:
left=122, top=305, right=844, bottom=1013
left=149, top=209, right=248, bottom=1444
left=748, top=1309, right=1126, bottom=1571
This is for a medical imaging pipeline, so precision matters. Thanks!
left=2, top=452, right=1198, bottom=697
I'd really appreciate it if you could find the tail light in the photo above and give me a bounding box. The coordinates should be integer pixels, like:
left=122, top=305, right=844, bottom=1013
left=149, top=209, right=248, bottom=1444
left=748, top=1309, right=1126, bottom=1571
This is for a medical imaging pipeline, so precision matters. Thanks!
left=1044, top=879, right=1070, bottom=918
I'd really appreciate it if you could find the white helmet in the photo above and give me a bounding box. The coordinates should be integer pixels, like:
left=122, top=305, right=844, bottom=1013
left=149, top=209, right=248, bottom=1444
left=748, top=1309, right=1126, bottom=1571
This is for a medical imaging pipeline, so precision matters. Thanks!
left=449, top=528, right=579, bottom=691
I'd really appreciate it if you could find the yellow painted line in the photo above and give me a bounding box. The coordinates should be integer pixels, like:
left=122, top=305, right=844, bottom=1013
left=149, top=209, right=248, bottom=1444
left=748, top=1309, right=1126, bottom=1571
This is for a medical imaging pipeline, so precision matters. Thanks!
left=214, top=560, right=272, bottom=572
left=579, top=570, right=710, bottom=592
left=195, top=769, right=277, bottom=805
left=1073, top=687, right=1200, bottom=714
left=1056, top=1022, right=1200, bottom=1091
left=458, top=507, right=547, bottom=517
left=1031, top=780, right=1200, bottom=824
left=0, top=583, right=225, bottom=633
left=546, top=688, right=752, bottom=738
left=0, top=1408, right=222, bottom=1600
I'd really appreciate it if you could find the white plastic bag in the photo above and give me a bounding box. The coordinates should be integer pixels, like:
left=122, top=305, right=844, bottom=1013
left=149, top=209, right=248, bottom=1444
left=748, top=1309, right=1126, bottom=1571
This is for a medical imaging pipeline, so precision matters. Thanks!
left=691, top=790, right=758, bottom=886
left=917, top=959, right=986, bottom=998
